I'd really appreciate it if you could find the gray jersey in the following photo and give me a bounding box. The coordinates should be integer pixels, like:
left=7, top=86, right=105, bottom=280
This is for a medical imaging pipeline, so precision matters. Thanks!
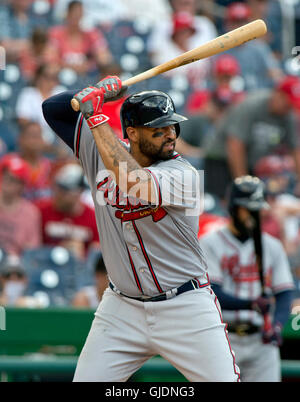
left=74, top=115, right=208, bottom=297
left=200, top=226, right=295, bottom=326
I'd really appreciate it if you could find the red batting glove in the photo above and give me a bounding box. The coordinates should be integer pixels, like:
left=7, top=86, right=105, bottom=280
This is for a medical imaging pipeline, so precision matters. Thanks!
left=74, top=77, right=123, bottom=129
left=74, top=86, right=109, bottom=129
left=95, top=75, right=127, bottom=101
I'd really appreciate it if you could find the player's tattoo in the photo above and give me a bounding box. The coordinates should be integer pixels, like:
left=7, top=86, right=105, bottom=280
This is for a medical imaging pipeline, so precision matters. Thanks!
left=92, top=124, right=152, bottom=187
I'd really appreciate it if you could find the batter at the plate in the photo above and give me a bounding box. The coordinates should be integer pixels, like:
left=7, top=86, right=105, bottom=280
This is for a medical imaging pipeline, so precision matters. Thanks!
left=42, top=76, right=240, bottom=382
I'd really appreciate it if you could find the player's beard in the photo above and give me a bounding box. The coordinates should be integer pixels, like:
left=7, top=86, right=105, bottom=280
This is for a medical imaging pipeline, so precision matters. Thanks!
left=138, top=136, right=175, bottom=161
left=232, top=209, right=259, bottom=242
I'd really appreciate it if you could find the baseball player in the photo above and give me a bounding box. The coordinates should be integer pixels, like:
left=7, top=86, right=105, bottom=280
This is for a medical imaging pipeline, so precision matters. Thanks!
left=42, top=76, right=240, bottom=382
left=200, top=176, right=295, bottom=382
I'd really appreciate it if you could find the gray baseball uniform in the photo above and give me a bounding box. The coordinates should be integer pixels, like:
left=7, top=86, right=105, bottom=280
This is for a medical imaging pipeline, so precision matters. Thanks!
left=76, top=115, right=208, bottom=296
left=42, top=93, right=241, bottom=382
left=200, top=226, right=295, bottom=381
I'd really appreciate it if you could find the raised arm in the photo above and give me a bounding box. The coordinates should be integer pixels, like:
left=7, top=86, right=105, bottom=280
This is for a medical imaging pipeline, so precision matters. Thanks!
left=73, top=77, right=156, bottom=204
left=42, top=90, right=80, bottom=151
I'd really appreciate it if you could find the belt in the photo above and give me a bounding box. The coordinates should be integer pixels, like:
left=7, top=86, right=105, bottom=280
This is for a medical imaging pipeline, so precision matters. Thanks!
left=227, top=322, right=261, bottom=336
left=109, top=278, right=209, bottom=302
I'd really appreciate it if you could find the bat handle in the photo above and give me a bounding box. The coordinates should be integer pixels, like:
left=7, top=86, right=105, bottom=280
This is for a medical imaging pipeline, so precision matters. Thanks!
left=70, top=77, right=132, bottom=112
left=71, top=98, right=80, bottom=112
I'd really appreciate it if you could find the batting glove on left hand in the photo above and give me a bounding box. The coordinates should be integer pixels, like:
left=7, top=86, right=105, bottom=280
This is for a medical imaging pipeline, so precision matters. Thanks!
left=95, top=75, right=127, bottom=102
left=262, top=322, right=283, bottom=347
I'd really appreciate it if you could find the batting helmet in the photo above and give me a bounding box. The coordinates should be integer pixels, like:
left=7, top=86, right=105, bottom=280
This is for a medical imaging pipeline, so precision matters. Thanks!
left=228, top=175, right=269, bottom=213
left=120, top=90, right=188, bottom=139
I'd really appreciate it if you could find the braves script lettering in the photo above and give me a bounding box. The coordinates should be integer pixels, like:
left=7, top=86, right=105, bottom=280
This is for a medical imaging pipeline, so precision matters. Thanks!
left=97, top=176, right=167, bottom=222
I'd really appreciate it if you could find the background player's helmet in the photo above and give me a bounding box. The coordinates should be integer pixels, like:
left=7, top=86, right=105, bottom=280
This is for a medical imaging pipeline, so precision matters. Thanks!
left=228, top=175, right=269, bottom=215
left=120, top=90, right=188, bottom=139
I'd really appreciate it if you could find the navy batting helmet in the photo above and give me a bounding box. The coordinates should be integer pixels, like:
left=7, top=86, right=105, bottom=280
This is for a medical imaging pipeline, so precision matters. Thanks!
left=120, top=90, right=188, bottom=139
left=228, top=175, right=269, bottom=213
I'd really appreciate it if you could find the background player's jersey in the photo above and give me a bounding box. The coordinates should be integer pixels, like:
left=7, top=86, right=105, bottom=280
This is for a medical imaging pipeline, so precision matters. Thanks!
left=200, top=226, right=294, bottom=326
left=74, top=115, right=208, bottom=297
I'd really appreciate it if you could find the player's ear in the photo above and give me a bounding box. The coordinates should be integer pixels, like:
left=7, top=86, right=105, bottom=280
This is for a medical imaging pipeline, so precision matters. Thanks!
left=126, top=127, right=138, bottom=143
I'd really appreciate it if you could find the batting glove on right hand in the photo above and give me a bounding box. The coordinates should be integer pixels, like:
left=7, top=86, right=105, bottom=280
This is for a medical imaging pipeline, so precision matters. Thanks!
left=262, top=322, right=283, bottom=347
left=95, top=75, right=127, bottom=102
left=74, top=86, right=109, bottom=129
left=251, top=296, right=272, bottom=316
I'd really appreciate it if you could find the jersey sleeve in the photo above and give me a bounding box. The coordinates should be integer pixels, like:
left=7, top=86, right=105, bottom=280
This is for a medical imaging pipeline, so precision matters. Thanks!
left=146, top=157, right=201, bottom=212
left=268, top=236, right=295, bottom=294
left=42, top=90, right=80, bottom=152
left=199, top=234, right=223, bottom=285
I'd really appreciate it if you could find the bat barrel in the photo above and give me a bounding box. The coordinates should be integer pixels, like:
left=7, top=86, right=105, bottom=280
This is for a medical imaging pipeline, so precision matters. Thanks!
left=70, top=19, right=267, bottom=112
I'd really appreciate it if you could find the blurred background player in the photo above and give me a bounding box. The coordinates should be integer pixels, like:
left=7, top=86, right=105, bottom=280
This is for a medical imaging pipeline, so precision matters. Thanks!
left=200, top=176, right=295, bottom=382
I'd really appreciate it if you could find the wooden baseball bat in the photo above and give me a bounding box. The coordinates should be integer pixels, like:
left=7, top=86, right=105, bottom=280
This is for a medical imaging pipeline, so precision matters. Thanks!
left=71, top=19, right=267, bottom=112
left=252, top=211, right=273, bottom=334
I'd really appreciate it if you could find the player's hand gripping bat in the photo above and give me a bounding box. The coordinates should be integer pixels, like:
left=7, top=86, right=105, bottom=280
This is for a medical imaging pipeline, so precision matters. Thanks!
left=71, top=19, right=267, bottom=111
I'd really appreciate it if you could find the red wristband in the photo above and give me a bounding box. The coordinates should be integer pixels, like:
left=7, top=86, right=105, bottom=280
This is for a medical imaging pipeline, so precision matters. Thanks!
left=87, top=114, right=110, bottom=129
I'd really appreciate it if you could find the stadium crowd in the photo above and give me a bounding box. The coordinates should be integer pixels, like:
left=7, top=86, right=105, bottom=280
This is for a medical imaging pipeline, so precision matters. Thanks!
left=0, top=0, right=300, bottom=309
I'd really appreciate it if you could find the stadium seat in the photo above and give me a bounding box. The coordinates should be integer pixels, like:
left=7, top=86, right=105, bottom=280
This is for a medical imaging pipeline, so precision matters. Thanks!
left=0, top=64, right=26, bottom=123
left=22, top=246, right=81, bottom=307
left=77, top=248, right=103, bottom=288
left=103, top=19, right=152, bottom=73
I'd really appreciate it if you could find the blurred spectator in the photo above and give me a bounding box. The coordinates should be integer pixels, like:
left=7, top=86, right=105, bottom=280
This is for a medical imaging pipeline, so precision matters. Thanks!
left=36, top=163, right=99, bottom=260
left=49, top=1, right=113, bottom=77
left=149, top=11, right=210, bottom=89
left=247, top=0, right=269, bottom=22
left=254, top=154, right=299, bottom=253
left=148, top=0, right=218, bottom=89
left=0, top=154, right=42, bottom=256
left=223, top=2, right=283, bottom=90
left=186, top=54, right=245, bottom=114
left=0, top=255, right=28, bottom=306
left=18, top=27, right=60, bottom=81
left=176, top=85, right=238, bottom=169
left=15, top=63, right=63, bottom=146
left=203, top=76, right=300, bottom=200
left=16, top=121, right=52, bottom=201
left=72, top=253, right=108, bottom=308
left=53, top=0, right=126, bottom=28
left=121, top=0, right=171, bottom=25
left=0, top=0, right=48, bottom=63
